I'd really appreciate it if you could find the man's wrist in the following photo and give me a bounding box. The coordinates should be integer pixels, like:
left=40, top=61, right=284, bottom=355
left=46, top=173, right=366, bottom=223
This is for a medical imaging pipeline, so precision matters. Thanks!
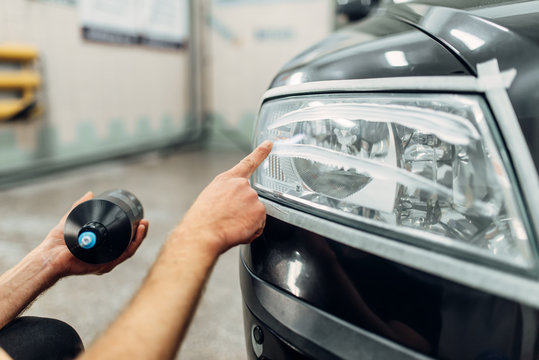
left=30, top=242, right=69, bottom=283
left=165, top=222, right=222, bottom=263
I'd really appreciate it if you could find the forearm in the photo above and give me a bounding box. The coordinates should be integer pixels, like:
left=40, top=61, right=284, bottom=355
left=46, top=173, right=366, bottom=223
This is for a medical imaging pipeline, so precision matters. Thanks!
left=79, top=225, right=219, bottom=360
left=0, top=348, right=12, bottom=360
left=0, top=243, right=62, bottom=329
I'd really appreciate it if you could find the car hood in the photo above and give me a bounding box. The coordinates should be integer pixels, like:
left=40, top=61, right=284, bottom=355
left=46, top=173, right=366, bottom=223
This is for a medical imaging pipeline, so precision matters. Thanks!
left=270, top=11, right=470, bottom=88
left=268, top=1, right=539, bottom=171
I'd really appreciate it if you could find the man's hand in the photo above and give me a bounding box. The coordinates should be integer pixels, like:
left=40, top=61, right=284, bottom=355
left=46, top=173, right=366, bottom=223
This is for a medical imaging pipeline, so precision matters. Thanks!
left=37, top=192, right=149, bottom=278
left=173, top=140, right=272, bottom=255
left=0, top=193, right=149, bottom=330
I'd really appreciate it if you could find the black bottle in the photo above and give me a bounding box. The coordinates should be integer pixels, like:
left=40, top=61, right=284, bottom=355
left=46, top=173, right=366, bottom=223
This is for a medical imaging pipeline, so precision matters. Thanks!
left=64, top=189, right=143, bottom=264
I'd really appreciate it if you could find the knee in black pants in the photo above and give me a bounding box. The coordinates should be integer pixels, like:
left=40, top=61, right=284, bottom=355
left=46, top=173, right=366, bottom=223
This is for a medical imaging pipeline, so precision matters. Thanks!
left=0, top=316, right=84, bottom=360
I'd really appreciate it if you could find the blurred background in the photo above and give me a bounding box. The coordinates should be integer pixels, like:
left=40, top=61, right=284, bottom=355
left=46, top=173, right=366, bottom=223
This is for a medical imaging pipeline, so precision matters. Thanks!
left=0, top=0, right=377, bottom=358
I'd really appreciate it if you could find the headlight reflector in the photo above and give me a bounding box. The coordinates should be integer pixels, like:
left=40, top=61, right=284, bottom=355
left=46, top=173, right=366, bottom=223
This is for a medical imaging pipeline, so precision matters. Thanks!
left=253, top=93, right=533, bottom=268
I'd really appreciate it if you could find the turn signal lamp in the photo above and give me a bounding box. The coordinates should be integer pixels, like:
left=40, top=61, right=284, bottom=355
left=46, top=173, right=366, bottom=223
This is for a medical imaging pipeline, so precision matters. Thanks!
left=252, top=93, right=533, bottom=268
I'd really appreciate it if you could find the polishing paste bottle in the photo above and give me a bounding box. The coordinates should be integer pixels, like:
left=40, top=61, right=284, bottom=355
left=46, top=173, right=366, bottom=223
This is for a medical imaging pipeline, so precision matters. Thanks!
left=64, top=189, right=143, bottom=264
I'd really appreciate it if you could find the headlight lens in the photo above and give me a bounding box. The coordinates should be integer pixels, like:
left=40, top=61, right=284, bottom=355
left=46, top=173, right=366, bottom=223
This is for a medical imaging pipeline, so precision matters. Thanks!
left=253, top=93, right=533, bottom=268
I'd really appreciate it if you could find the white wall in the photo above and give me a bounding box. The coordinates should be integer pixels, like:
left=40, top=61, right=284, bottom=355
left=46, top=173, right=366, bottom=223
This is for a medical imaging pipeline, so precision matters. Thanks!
left=205, top=0, right=333, bottom=148
left=0, top=0, right=190, bottom=177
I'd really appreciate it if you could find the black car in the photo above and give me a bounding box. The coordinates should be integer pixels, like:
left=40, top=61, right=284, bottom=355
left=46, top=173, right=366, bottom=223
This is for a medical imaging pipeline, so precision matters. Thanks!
left=240, top=1, right=539, bottom=359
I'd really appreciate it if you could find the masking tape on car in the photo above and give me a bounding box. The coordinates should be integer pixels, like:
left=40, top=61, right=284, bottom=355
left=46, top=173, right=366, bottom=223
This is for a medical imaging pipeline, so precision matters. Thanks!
left=477, top=60, right=539, bottom=242
left=263, top=59, right=517, bottom=101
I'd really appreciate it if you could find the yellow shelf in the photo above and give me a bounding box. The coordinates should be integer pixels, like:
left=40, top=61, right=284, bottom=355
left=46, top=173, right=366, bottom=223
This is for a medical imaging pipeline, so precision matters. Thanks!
left=0, top=43, right=39, bottom=62
left=0, top=71, right=41, bottom=89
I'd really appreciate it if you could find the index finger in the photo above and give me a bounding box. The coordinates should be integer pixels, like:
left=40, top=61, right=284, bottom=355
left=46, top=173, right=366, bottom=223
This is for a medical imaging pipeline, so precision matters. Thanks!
left=228, top=140, right=273, bottom=178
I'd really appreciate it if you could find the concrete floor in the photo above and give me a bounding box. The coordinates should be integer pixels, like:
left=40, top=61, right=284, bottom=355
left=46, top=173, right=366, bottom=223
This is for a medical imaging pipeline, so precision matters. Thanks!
left=0, top=148, right=249, bottom=359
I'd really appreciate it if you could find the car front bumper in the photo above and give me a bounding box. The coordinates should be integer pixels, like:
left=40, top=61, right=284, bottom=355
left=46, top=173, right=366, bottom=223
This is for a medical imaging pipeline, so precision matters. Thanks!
left=240, top=248, right=431, bottom=360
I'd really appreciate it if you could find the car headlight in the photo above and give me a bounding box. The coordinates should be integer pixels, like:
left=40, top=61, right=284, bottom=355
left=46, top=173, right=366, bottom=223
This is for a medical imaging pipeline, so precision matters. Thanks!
left=252, top=93, right=533, bottom=268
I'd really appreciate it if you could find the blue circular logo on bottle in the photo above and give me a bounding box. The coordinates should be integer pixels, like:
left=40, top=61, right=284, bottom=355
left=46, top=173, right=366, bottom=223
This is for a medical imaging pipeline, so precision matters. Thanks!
left=78, top=231, right=97, bottom=249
